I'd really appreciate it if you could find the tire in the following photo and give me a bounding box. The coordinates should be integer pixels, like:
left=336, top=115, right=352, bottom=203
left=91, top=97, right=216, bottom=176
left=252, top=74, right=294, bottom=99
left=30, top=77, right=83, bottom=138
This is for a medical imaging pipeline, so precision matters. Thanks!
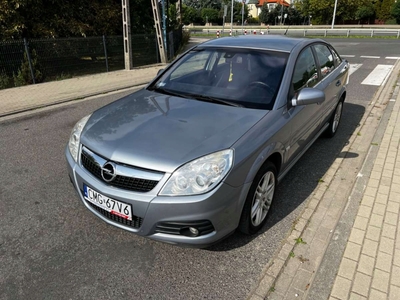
left=238, top=161, right=277, bottom=235
left=325, top=100, right=343, bottom=138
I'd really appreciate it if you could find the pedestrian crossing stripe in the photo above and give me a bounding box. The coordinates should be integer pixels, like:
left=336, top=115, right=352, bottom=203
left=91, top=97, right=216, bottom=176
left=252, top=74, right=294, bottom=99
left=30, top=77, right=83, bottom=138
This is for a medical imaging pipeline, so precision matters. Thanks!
left=360, top=55, right=380, bottom=59
left=349, top=64, right=362, bottom=76
left=361, top=64, right=394, bottom=86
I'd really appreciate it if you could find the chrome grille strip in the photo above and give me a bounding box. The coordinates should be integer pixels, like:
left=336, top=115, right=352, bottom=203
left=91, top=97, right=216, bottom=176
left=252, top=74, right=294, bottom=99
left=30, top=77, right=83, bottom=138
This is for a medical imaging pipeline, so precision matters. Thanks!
left=81, top=146, right=164, bottom=181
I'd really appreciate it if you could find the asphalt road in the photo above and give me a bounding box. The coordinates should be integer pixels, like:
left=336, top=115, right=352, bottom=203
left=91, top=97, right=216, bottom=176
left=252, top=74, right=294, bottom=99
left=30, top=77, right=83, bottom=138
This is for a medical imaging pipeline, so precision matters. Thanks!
left=0, top=39, right=399, bottom=300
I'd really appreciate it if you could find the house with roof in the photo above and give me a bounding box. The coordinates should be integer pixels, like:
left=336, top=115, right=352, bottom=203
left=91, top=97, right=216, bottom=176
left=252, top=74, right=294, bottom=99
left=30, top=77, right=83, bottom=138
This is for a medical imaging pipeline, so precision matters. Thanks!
left=247, top=0, right=291, bottom=19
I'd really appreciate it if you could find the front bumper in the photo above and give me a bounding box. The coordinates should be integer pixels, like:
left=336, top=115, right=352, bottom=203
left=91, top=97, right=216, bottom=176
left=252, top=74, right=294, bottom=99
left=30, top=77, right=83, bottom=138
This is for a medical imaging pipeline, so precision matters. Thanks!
left=65, top=146, right=250, bottom=247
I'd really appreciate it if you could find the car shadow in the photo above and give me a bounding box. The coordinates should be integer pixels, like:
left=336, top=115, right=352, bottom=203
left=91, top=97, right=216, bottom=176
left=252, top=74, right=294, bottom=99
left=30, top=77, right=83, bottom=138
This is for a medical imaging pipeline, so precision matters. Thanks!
left=206, top=101, right=365, bottom=251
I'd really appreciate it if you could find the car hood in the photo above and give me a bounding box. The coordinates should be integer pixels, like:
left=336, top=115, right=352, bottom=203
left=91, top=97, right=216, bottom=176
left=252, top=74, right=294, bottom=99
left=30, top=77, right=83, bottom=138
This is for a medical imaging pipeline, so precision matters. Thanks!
left=81, top=89, right=268, bottom=173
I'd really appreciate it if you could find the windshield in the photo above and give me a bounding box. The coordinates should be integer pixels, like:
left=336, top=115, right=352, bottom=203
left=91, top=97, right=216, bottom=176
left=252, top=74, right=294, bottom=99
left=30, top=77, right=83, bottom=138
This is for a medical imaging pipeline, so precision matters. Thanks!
left=148, top=48, right=288, bottom=109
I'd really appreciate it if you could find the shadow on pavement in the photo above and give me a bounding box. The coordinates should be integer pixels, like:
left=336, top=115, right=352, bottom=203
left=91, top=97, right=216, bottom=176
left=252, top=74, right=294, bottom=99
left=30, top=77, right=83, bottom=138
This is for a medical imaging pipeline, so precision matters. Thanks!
left=207, top=101, right=365, bottom=251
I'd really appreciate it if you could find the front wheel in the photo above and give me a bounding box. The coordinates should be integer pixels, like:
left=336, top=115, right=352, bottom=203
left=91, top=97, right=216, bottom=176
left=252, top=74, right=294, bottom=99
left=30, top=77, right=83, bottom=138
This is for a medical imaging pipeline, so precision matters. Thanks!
left=238, top=161, right=277, bottom=235
left=325, top=100, right=343, bottom=138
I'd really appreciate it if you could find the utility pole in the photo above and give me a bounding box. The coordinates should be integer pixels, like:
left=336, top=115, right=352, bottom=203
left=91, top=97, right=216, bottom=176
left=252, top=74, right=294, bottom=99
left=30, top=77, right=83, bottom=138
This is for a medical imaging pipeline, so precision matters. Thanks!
left=121, top=0, right=133, bottom=70
left=331, top=0, right=338, bottom=29
left=230, top=0, right=234, bottom=34
left=151, top=0, right=167, bottom=63
left=161, top=0, right=167, bottom=51
left=176, top=0, right=182, bottom=25
left=241, top=1, right=245, bottom=33
left=222, top=5, right=227, bottom=34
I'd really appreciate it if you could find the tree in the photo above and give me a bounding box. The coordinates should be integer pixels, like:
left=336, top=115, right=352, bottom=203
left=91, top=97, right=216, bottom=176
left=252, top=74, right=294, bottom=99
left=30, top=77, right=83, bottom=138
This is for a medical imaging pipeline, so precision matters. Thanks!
left=294, top=0, right=310, bottom=17
left=0, top=0, right=124, bottom=39
left=182, top=4, right=202, bottom=24
left=201, top=8, right=220, bottom=23
left=356, top=4, right=375, bottom=24
left=378, top=0, right=396, bottom=21
left=392, top=0, right=400, bottom=23
left=0, top=0, right=170, bottom=39
left=259, top=3, right=270, bottom=24
left=294, top=0, right=376, bottom=25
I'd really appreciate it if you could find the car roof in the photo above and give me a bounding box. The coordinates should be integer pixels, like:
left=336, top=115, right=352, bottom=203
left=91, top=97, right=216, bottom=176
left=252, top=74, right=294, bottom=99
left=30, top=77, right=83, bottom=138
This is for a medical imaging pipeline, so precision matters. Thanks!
left=197, top=35, right=318, bottom=53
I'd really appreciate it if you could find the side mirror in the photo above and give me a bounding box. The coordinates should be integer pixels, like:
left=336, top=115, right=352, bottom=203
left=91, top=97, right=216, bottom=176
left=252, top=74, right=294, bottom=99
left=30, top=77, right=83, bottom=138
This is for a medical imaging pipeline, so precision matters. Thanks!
left=157, top=68, right=164, bottom=75
left=291, top=88, right=325, bottom=107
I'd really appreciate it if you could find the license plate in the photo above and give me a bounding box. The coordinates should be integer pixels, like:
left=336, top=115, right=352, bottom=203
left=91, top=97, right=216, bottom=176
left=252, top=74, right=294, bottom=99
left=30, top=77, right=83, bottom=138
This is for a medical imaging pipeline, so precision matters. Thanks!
left=83, top=184, right=133, bottom=221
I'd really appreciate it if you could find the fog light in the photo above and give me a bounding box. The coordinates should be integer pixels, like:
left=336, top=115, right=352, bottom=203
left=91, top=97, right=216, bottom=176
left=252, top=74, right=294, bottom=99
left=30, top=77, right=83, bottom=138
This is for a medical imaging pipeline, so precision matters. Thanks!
left=189, top=227, right=199, bottom=236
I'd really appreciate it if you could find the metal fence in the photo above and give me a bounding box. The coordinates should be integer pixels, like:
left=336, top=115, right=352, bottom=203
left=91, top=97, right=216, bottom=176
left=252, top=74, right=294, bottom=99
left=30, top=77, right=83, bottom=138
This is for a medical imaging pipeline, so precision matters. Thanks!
left=168, top=26, right=183, bottom=60
left=0, top=31, right=182, bottom=89
left=188, top=27, right=400, bottom=38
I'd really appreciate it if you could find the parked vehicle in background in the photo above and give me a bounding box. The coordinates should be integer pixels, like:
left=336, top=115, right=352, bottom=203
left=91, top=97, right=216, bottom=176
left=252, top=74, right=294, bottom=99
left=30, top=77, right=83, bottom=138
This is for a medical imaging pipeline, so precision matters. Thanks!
left=66, top=35, right=349, bottom=247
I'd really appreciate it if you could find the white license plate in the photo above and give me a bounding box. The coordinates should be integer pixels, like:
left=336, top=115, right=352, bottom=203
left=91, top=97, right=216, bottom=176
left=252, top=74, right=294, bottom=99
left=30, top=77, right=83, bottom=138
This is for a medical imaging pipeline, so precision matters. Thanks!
left=83, top=184, right=133, bottom=221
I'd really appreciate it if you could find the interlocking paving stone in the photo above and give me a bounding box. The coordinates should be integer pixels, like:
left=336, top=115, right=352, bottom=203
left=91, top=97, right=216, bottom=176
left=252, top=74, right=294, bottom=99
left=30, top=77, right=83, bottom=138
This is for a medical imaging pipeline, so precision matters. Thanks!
left=331, top=276, right=352, bottom=299
left=352, top=272, right=371, bottom=297
left=371, top=269, right=390, bottom=293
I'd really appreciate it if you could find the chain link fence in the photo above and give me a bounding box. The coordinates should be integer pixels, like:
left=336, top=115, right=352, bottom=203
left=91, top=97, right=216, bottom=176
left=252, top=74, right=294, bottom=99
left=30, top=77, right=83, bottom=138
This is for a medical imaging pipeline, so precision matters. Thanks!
left=0, top=31, right=183, bottom=90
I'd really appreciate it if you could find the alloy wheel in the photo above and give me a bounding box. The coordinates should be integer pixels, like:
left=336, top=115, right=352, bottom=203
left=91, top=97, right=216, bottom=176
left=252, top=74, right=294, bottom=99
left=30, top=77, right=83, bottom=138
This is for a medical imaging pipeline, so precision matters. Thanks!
left=332, top=101, right=343, bottom=133
left=250, top=171, right=275, bottom=227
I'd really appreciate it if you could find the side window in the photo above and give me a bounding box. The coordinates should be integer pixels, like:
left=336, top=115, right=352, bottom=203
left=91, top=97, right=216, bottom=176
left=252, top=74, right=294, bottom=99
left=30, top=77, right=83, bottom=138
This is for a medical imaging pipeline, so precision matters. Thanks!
left=314, top=44, right=335, bottom=78
left=292, top=47, right=318, bottom=92
left=329, top=46, right=342, bottom=67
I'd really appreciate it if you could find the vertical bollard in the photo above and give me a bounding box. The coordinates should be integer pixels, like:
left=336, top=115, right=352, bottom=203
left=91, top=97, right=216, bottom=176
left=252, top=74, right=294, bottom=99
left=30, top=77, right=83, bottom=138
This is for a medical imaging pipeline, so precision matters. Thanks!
left=217, top=30, right=220, bottom=38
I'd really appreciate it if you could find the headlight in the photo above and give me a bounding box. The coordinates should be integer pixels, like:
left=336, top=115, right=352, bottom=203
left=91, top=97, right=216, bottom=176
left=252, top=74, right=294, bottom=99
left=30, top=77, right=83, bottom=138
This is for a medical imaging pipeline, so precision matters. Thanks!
left=68, top=114, right=91, bottom=162
left=159, top=149, right=233, bottom=196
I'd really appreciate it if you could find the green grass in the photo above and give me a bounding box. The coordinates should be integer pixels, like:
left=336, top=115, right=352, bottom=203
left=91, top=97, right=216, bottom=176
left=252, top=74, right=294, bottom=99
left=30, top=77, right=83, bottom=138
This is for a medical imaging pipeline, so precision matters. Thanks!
left=294, top=237, right=307, bottom=244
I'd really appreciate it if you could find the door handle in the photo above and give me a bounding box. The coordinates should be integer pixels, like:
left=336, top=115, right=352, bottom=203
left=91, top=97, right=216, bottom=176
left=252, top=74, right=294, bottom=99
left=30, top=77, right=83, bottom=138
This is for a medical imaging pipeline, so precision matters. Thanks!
left=335, top=80, right=341, bottom=87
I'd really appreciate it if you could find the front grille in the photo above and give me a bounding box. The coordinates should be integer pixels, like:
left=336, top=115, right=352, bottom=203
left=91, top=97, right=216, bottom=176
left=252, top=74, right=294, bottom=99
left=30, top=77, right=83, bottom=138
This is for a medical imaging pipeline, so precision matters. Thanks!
left=81, top=150, right=159, bottom=192
left=87, top=201, right=143, bottom=228
left=155, top=220, right=215, bottom=237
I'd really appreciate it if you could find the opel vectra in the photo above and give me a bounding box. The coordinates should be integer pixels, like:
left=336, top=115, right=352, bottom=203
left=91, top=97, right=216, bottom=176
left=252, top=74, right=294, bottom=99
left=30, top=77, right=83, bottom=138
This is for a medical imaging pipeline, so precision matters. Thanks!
left=65, top=36, right=349, bottom=247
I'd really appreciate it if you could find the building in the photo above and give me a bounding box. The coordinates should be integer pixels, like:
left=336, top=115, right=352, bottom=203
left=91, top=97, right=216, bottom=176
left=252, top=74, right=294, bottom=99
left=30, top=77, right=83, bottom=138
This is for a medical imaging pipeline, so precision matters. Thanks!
left=247, top=0, right=290, bottom=19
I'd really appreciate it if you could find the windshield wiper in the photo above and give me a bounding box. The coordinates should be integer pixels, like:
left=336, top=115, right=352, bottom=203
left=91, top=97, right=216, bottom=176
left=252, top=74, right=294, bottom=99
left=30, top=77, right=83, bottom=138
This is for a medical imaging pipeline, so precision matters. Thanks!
left=188, top=94, right=243, bottom=107
left=149, top=86, right=187, bottom=98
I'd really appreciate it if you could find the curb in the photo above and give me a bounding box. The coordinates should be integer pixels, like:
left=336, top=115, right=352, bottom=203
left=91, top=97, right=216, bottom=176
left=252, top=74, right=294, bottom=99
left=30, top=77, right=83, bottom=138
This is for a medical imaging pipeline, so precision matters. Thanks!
left=248, top=59, right=400, bottom=300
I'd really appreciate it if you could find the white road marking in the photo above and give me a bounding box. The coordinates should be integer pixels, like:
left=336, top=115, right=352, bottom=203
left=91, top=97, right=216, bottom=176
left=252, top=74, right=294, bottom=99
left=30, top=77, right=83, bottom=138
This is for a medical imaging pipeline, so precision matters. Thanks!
left=360, top=56, right=380, bottom=59
left=386, top=57, right=400, bottom=60
left=361, top=64, right=394, bottom=86
left=349, top=64, right=362, bottom=76
left=341, top=55, right=355, bottom=58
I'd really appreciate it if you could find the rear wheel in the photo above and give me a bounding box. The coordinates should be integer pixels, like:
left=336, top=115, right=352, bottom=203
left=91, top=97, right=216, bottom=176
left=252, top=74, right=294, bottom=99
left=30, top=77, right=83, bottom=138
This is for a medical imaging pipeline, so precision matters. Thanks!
left=325, top=100, right=343, bottom=138
left=238, top=161, right=277, bottom=235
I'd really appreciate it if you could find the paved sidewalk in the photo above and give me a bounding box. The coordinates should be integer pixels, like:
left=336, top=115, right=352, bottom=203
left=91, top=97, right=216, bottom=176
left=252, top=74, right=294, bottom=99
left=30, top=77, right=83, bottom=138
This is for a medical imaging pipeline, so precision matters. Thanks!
left=0, top=65, right=165, bottom=117
left=329, top=83, right=400, bottom=299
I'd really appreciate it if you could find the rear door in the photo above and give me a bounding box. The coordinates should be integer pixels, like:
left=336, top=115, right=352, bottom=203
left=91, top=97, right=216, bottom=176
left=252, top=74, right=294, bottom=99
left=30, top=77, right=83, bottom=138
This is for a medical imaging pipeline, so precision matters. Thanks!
left=312, top=43, right=347, bottom=125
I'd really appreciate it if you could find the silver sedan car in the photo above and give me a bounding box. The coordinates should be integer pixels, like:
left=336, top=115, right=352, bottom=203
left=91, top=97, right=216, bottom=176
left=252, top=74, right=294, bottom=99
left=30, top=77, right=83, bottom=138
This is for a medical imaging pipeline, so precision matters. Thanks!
left=66, top=35, right=349, bottom=247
